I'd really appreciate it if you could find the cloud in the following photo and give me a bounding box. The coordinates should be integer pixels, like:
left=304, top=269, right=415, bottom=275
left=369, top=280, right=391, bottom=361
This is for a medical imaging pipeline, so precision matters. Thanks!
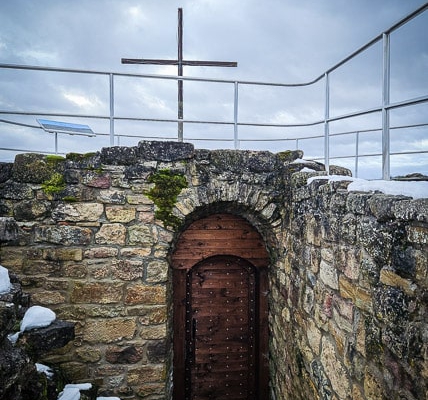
left=0, top=0, right=427, bottom=179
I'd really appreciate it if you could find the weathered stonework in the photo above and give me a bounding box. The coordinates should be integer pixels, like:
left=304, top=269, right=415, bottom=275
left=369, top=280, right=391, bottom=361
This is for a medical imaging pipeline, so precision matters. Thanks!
left=0, top=141, right=427, bottom=399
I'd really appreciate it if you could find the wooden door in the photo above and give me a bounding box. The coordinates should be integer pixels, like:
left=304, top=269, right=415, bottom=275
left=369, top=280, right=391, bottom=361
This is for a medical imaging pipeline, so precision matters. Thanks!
left=172, top=214, right=270, bottom=399
left=185, top=256, right=257, bottom=399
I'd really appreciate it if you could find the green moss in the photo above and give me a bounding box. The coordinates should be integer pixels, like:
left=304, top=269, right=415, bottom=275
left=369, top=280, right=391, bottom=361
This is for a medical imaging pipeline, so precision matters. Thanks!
left=146, top=169, right=187, bottom=229
left=63, top=196, right=78, bottom=202
left=45, top=155, right=65, bottom=164
left=277, top=150, right=303, bottom=163
left=41, top=172, right=66, bottom=195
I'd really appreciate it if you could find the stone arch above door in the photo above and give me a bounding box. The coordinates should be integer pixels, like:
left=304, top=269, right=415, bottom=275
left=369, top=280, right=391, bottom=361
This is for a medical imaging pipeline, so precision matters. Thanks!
left=171, top=213, right=270, bottom=270
left=171, top=213, right=270, bottom=399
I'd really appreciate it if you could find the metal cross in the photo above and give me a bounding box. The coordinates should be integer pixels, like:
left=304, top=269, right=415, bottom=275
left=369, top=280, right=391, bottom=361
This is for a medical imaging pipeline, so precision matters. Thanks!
left=122, top=8, right=237, bottom=141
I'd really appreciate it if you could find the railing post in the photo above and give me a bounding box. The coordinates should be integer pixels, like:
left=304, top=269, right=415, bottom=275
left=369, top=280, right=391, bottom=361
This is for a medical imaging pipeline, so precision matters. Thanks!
left=355, top=131, right=360, bottom=178
left=234, top=81, right=239, bottom=149
left=382, top=32, right=391, bottom=180
left=109, top=73, right=115, bottom=146
left=324, top=72, right=330, bottom=173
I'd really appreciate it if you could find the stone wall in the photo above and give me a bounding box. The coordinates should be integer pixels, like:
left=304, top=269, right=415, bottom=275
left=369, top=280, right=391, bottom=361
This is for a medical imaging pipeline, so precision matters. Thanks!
left=0, top=141, right=426, bottom=399
left=269, top=173, right=428, bottom=400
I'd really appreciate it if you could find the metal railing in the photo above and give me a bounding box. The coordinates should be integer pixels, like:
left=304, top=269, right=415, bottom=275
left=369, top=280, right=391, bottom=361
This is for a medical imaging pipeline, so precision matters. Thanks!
left=1, top=3, right=427, bottom=179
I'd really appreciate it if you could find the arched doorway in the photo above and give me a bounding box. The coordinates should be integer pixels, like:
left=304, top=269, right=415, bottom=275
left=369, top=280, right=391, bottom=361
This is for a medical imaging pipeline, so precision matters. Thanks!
left=171, top=213, right=270, bottom=399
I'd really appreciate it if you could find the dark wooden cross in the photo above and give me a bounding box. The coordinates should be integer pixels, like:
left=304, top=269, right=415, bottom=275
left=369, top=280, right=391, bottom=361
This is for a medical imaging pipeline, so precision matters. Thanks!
left=122, top=8, right=237, bottom=141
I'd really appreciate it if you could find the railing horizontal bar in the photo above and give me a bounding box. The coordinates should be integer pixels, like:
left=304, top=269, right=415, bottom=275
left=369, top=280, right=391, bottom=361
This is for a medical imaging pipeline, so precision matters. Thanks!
left=327, top=106, right=382, bottom=123
left=0, top=147, right=65, bottom=155
left=238, top=120, right=325, bottom=128
left=385, top=2, right=428, bottom=34
left=0, top=110, right=108, bottom=119
left=390, top=149, right=428, bottom=156
left=329, top=122, right=428, bottom=137
left=326, top=149, right=428, bottom=161
left=0, top=62, right=320, bottom=88
left=0, top=118, right=41, bottom=129
left=324, top=2, right=428, bottom=77
left=387, top=95, right=428, bottom=110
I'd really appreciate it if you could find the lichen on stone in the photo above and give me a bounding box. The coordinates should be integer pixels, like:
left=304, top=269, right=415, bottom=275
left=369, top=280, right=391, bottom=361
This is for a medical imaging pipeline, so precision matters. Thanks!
left=146, top=169, right=187, bottom=229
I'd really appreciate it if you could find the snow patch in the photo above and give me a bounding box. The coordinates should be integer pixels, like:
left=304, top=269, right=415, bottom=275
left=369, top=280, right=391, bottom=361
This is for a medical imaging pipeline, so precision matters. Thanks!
left=307, top=175, right=428, bottom=199
left=57, top=387, right=80, bottom=400
left=347, top=179, right=428, bottom=199
left=96, top=398, right=121, bottom=400
left=9, top=305, right=57, bottom=344
left=57, top=384, right=93, bottom=400
left=292, top=158, right=316, bottom=164
left=0, top=265, right=11, bottom=294
left=64, top=383, right=92, bottom=391
left=300, top=167, right=317, bottom=172
left=21, top=305, right=56, bottom=332
left=36, top=363, right=54, bottom=378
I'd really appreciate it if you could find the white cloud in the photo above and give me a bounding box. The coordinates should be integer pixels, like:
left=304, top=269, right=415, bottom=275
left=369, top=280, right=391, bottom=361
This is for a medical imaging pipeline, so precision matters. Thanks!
left=0, top=0, right=426, bottom=178
left=62, top=92, right=103, bottom=109
left=17, top=49, right=59, bottom=65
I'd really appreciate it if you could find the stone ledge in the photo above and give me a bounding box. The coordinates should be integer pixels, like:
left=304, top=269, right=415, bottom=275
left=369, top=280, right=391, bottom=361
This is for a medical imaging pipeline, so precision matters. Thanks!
left=19, top=320, right=75, bottom=359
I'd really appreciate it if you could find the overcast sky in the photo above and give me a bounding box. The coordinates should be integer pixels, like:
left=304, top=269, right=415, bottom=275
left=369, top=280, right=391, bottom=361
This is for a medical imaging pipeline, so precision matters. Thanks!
left=0, top=0, right=427, bottom=179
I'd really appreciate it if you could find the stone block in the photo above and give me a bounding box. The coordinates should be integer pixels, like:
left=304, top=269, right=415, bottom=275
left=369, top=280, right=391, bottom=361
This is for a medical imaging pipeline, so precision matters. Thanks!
left=125, top=285, right=166, bottom=305
left=98, top=189, right=126, bottom=204
left=0, top=181, right=33, bottom=200
left=363, top=366, right=385, bottom=399
left=140, top=324, right=166, bottom=340
left=138, top=140, right=194, bottom=161
left=146, top=260, right=168, bottom=283
left=319, top=260, right=338, bottom=290
left=380, top=268, right=416, bottom=296
left=71, top=282, right=123, bottom=304
left=12, top=153, right=56, bottom=183
left=335, top=245, right=359, bottom=281
left=101, top=145, right=139, bottom=165
left=320, top=336, right=351, bottom=398
left=393, top=198, right=428, bottom=222
left=127, top=224, right=155, bottom=246
left=83, top=171, right=111, bottom=188
left=111, top=259, right=144, bottom=281
left=105, top=345, right=144, bottom=364
left=31, top=290, right=66, bottom=305
left=126, top=193, right=153, bottom=205
left=134, top=306, right=167, bottom=325
left=13, top=200, right=50, bottom=221
left=19, top=320, right=75, bottom=359
left=0, top=161, right=13, bottom=183
left=52, top=202, right=104, bottom=222
left=339, top=275, right=372, bottom=312
left=95, top=223, right=126, bottom=245
left=35, top=225, right=92, bottom=246
left=127, top=365, right=165, bottom=386
left=120, top=247, right=151, bottom=257
left=43, top=247, right=83, bottom=261
left=84, top=318, right=136, bottom=343
left=346, top=192, right=372, bottom=215
left=0, top=217, right=20, bottom=243
left=58, top=361, right=88, bottom=382
left=84, top=246, right=119, bottom=259
left=106, top=206, right=136, bottom=223
left=85, top=305, right=126, bottom=318
left=406, top=224, right=428, bottom=245
left=306, top=319, right=322, bottom=355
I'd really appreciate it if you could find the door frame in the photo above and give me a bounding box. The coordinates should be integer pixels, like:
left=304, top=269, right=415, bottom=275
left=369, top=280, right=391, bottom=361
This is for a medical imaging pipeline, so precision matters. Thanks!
left=171, top=213, right=270, bottom=399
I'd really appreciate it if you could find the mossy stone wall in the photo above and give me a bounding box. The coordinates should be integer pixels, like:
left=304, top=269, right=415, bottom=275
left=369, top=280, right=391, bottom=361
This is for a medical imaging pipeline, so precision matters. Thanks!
left=0, top=141, right=426, bottom=399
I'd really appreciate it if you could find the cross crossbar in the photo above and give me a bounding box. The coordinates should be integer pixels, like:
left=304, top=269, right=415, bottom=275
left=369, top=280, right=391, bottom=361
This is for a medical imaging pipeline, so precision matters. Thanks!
left=121, top=8, right=237, bottom=140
